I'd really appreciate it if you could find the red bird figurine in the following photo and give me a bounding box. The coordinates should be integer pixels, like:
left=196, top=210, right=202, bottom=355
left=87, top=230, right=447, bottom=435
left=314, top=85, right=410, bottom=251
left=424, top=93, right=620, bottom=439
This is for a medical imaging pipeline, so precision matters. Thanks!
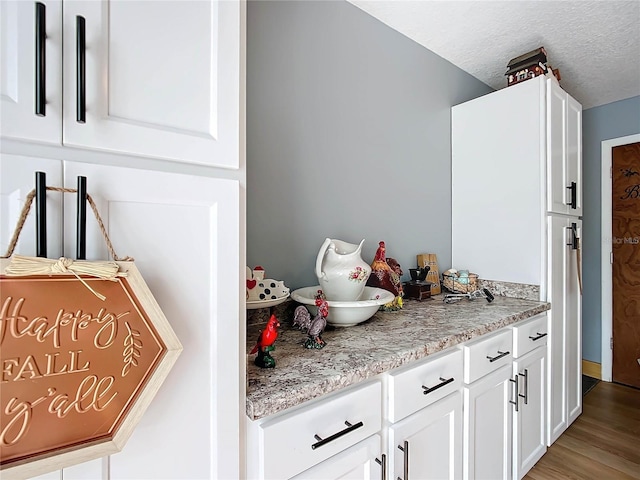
left=250, top=314, right=280, bottom=368
left=250, top=314, right=280, bottom=354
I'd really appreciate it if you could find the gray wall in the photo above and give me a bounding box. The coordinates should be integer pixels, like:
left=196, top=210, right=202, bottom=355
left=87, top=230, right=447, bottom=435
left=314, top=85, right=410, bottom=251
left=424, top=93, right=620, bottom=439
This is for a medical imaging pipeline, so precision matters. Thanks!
left=582, top=95, right=640, bottom=363
left=247, top=0, right=492, bottom=290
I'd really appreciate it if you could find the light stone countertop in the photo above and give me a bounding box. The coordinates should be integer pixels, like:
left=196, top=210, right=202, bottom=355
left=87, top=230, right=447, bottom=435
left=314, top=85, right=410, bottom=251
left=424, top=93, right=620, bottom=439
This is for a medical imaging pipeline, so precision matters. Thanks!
left=246, top=294, right=549, bottom=420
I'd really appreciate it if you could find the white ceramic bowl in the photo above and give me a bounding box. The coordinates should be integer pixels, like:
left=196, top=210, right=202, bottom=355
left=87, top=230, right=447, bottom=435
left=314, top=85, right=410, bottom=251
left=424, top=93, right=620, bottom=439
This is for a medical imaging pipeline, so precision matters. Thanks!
left=291, top=286, right=394, bottom=327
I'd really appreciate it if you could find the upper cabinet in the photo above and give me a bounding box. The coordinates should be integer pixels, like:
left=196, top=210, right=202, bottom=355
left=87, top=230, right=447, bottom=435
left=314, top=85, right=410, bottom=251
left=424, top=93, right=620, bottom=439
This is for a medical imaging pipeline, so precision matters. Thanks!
left=546, top=79, right=582, bottom=216
left=452, top=76, right=583, bottom=285
left=1, top=0, right=239, bottom=169
left=0, top=0, right=63, bottom=144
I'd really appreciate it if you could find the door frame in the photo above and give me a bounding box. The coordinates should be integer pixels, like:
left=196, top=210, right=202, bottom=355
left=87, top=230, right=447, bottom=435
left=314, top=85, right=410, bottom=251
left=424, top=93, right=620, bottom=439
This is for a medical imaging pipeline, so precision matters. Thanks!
left=601, top=133, right=640, bottom=382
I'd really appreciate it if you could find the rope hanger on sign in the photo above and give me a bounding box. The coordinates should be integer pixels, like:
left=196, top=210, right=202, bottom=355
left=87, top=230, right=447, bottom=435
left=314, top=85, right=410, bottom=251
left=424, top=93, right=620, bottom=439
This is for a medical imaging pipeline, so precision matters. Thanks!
left=1, top=174, right=133, bottom=300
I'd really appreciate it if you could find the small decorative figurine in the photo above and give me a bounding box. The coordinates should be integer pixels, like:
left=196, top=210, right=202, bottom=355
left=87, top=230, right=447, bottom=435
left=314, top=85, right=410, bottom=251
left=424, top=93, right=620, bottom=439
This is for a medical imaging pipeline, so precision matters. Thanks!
left=293, top=290, right=328, bottom=349
left=366, top=241, right=404, bottom=310
left=249, top=314, right=280, bottom=368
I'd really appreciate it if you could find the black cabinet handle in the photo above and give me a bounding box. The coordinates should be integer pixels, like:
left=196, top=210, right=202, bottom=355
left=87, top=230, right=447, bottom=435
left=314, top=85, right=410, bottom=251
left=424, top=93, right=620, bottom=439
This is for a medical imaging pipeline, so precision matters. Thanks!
left=35, top=171, right=47, bottom=257
left=35, top=2, right=46, bottom=116
left=486, top=350, right=509, bottom=363
left=76, top=176, right=87, bottom=260
left=567, top=182, right=577, bottom=209
left=311, top=420, right=363, bottom=450
left=519, top=369, right=529, bottom=405
left=375, top=453, right=387, bottom=480
left=422, top=376, right=454, bottom=395
left=529, top=332, right=547, bottom=342
left=397, top=440, right=409, bottom=480
left=76, top=15, right=86, bottom=123
left=509, top=375, right=519, bottom=412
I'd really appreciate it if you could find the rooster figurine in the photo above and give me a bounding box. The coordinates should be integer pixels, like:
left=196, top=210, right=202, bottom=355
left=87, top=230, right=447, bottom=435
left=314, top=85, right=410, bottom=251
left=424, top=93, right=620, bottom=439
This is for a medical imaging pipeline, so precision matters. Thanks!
left=366, top=241, right=404, bottom=310
left=250, top=314, right=280, bottom=368
left=293, top=290, right=329, bottom=349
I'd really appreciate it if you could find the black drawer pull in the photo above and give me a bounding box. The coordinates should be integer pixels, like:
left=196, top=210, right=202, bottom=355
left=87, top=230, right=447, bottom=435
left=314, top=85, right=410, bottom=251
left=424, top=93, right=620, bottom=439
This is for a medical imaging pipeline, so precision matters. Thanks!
left=397, top=440, right=409, bottom=480
left=567, top=182, right=577, bottom=209
left=311, top=420, right=363, bottom=450
left=486, top=350, right=510, bottom=363
left=375, top=454, right=387, bottom=480
left=76, top=15, right=86, bottom=123
left=509, top=375, right=519, bottom=412
left=519, top=368, right=529, bottom=405
left=35, top=2, right=46, bottom=116
left=529, top=332, right=547, bottom=341
left=35, top=171, right=47, bottom=257
left=422, top=376, right=454, bottom=395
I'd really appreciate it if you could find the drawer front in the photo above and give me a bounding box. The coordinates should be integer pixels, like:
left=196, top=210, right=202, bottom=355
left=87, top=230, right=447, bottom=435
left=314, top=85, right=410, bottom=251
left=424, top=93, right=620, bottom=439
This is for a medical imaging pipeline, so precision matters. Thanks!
left=261, top=381, right=382, bottom=479
left=462, top=328, right=513, bottom=384
left=512, top=313, right=548, bottom=358
left=388, top=348, right=463, bottom=423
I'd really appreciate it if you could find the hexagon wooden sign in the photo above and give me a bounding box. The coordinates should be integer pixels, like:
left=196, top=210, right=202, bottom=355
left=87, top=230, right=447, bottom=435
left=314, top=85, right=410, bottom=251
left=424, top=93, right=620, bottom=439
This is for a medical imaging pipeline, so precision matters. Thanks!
left=0, top=258, right=182, bottom=479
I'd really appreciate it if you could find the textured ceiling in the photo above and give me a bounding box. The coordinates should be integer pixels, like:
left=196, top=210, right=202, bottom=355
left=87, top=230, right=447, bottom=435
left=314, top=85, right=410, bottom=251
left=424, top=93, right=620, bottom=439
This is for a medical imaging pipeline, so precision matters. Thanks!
left=348, top=0, right=640, bottom=109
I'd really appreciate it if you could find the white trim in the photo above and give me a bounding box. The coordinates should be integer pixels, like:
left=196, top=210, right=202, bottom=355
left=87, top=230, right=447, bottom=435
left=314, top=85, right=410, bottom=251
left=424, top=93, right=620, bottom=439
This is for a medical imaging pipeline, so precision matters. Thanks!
left=601, top=133, right=640, bottom=382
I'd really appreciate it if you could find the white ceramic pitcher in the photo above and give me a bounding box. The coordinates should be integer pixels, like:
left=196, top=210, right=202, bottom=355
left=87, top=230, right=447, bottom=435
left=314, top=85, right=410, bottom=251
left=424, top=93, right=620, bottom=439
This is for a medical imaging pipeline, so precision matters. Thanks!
left=315, top=238, right=371, bottom=301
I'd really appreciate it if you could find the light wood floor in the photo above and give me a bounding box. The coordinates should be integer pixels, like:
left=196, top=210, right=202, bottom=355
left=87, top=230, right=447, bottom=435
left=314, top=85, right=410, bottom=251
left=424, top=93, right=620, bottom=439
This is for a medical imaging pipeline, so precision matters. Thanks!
left=525, top=381, right=640, bottom=480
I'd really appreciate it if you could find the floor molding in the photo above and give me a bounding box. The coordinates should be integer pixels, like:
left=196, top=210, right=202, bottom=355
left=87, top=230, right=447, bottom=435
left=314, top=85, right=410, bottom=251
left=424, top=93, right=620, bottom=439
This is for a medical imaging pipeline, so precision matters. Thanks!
left=583, top=359, right=601, bottom=379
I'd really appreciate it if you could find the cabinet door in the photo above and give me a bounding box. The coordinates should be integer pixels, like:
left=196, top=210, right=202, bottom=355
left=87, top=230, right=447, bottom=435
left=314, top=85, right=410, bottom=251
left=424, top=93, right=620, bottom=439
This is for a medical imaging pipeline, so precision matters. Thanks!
left=390, top=391, right=462, bottom=480
left=566, top=221, right=582, bottom=426
left=546, top=79, right=583, bottom=216
left=566, top=96, right=582, bottom=216
left=291, top=435, right=383, bottom=480
left=513, top=347, right=546, bottom=480
left=546, top=216, right=582, bottom=445
left=0, top=0, right=62, bottom=144
left=546, top=79, right=568, bottom=215
left=546, top=215, right=568, bottom=444
left=62, top=162, right=241, bottom=479
left=0, top=154, right=63, bottom=257
left=463, top=365, right=513, bottom=480
left=62, top=0, right=239, bottom=168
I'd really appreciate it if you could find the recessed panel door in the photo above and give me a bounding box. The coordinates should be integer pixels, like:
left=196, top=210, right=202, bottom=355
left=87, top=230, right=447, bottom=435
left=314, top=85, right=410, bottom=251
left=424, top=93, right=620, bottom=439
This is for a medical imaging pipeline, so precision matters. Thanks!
left=62, top=0, right=239, bottom=168
left=0, top=0, right=62, bottom=144
left=0, top=154, right=62, bottom=257
left=63, top=162, right=240, bottom=479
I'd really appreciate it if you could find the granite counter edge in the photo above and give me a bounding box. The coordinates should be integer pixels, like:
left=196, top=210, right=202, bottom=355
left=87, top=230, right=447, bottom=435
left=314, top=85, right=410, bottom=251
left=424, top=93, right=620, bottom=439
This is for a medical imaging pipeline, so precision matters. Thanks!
left=246, top=302, right=550, bottom=420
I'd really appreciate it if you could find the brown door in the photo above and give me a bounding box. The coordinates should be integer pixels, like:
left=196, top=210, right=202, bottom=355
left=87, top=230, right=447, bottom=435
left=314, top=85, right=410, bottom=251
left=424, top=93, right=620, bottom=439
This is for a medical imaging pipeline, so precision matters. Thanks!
left=612, top=142, right=640, bottom=388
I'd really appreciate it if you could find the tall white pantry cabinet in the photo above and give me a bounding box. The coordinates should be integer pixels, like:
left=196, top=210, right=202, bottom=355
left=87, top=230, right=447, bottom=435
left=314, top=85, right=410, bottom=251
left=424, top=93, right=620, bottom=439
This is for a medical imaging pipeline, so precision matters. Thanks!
left=0, top=1, right=245, bottom=479
left=451, top=75, right=582, bottom=451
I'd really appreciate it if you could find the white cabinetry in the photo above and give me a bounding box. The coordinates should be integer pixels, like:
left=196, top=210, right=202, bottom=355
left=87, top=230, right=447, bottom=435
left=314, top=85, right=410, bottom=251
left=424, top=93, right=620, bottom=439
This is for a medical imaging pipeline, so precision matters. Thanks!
left=291, top=435, right=383, bottom=480
left=0, top=1, right=243, bottom=477
left=247, top=320, right=553, bottom=480
left=0, top=155, right=63, bottom=257
left=511, top=314, right=548, bottom=479
left=461, top=329, right=514, bottom=480
left=452, top=75, right=582, bottom=447
left=547, top=216, right=582, bottom=444
left=247, top=381, right=382, bottom=480
left=464, top=366, right=513, bottom=480
left=0, top=161, right=242, bottom=479
left=389, top=392, right=462, bottom=480
left=452, top=75, right=582, bottom=284
left=547, top=80, right=582, bottom=216
left=246, top=349, right=464, bottom=480
left=387, top=349, right=463, bottom=480
left=1, top=0, right=239, bottom=168
left=0, top=0, right=62, bottom=144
